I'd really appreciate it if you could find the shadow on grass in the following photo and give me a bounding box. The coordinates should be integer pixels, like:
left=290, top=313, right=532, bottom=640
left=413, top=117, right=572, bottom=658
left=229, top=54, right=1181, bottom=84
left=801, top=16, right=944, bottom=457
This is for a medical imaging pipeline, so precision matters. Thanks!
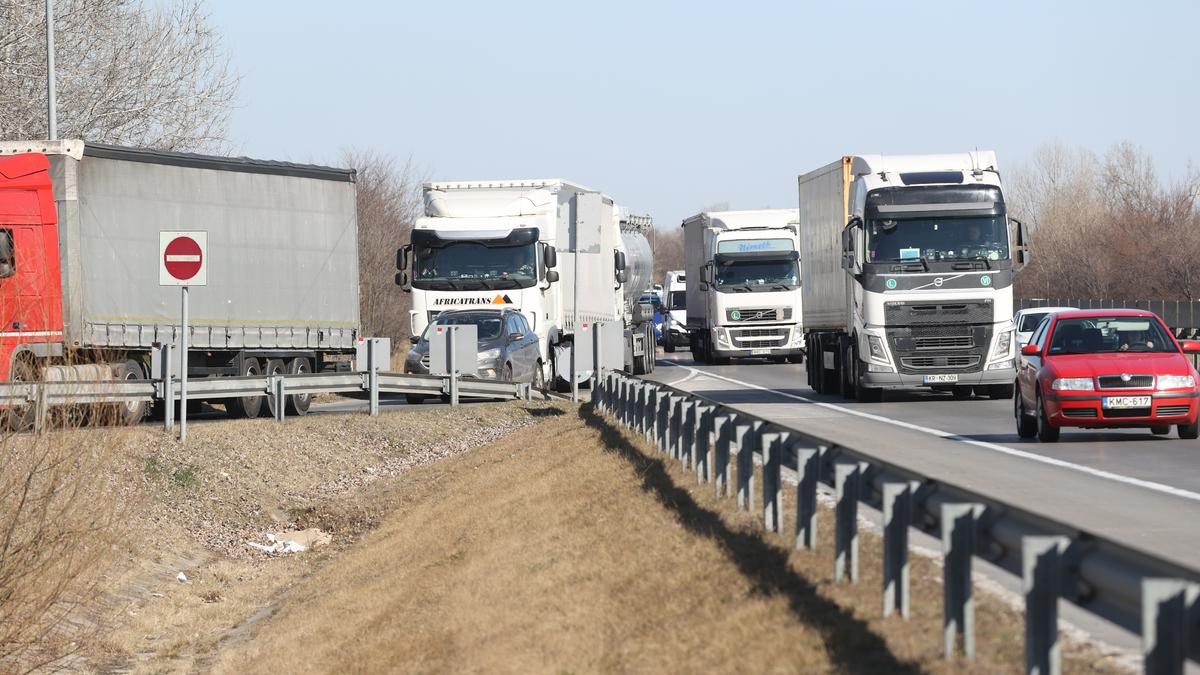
left=524, top=406, right=566, bottom=418
left=579, top=404, right=920, bottom=675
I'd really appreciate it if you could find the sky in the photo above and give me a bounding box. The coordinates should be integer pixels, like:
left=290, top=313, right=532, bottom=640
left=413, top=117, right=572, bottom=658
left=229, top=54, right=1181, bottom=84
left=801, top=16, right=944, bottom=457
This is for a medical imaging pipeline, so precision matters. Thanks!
left=204, top=0, right=1199, bottom=229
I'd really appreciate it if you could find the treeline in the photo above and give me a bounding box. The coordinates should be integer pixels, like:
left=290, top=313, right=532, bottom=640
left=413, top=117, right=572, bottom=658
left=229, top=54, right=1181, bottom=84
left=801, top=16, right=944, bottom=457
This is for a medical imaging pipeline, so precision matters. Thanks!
left=1010, top=142, right=1200, bottom=301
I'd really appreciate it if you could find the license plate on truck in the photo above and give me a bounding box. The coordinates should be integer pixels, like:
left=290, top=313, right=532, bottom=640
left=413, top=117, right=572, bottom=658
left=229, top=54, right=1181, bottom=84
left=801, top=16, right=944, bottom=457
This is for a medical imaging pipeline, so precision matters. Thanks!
left=751, top=348, right=771, bottom=356
left=1103, top=396, right=1151, bottom=409
left=923, top=374, right=958, bottom=384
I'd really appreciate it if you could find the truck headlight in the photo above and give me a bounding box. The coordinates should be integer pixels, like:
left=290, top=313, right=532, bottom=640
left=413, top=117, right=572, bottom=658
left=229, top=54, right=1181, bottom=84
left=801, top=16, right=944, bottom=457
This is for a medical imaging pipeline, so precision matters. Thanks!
left=867, top=334, right=889, bottom=363
left=1156, top=375, right=1196, bottom=390
left=715, top=328, right=730, bottom=346
left=1051, top=377, right=1094, bottom=391
left=990, top=329, right=1014, bottom=360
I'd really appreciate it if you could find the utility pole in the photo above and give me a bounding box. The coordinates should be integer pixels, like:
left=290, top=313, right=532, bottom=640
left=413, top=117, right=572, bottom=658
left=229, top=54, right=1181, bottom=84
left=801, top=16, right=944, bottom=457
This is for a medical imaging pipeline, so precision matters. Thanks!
left=46, top=0, right=57, bottom=140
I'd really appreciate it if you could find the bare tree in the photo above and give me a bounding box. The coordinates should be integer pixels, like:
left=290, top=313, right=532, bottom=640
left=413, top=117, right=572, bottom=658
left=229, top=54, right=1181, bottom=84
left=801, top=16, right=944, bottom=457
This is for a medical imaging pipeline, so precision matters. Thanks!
left=0, top=0, right=237, bottom=152
left=343, top=149, right=425, bottom=347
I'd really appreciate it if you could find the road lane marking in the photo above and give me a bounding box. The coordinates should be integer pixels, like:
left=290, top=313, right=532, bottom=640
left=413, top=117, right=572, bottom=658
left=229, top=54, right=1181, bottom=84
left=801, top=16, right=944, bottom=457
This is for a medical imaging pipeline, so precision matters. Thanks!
left=658, top=362, right=1200, bottom=503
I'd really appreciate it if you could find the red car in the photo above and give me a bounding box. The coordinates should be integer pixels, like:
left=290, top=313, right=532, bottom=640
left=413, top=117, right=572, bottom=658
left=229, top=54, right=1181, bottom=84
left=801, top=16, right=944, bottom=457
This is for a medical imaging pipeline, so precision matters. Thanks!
left=1014, top=309, right=1200, bottom=442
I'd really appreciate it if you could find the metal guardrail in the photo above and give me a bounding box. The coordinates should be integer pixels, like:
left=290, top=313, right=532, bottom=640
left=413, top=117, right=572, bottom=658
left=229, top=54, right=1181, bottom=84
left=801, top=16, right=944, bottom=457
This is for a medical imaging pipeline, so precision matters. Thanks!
left=1017, top=297, right=1200, bottom=333
left=594, top=372, right=1199, bottom=674
left=0, top=369, right=531, bottom=431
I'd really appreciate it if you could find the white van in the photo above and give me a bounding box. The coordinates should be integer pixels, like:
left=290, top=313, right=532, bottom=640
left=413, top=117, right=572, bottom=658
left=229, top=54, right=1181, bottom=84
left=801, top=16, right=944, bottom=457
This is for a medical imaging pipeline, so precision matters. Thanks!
left=662, top=270, right=688, bottom=352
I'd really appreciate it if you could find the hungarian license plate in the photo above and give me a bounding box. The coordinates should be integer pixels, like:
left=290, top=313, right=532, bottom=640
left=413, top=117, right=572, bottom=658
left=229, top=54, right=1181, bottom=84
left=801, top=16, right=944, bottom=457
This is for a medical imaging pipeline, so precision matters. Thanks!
left=923, top=374, right=958, bottom=384
left=1102, top=396, right=1151, bottom=409
left=751, top=348, right=772, bottom=356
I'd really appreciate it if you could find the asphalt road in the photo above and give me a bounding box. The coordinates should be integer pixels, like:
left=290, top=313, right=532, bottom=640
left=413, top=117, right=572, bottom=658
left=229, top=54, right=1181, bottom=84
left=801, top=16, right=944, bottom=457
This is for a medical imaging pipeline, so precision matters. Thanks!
left=643, top=352, right=1200, bottom=571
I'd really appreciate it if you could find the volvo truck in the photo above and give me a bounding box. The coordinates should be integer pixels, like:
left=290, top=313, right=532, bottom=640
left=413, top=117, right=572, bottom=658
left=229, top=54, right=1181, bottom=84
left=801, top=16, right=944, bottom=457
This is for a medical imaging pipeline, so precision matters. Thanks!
left=0, top=140, right=360, bottom=422
left=398, top=180, right=656, bottom=389
left=681, top=209, right=804, bottom=364
left=798, top=153, right=1028, bottom=402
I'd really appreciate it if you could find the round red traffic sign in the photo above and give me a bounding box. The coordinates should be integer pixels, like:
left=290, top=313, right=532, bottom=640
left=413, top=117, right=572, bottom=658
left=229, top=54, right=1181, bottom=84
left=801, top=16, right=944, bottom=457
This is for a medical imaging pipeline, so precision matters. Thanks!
left=163, top=236, right=203, bottom=281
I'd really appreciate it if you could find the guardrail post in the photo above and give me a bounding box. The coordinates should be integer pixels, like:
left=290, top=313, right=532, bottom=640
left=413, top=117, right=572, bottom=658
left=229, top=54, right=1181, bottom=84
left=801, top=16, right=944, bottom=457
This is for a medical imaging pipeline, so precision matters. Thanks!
left=369, top=342, right=381, bottom=416
left=448, top=328, right=460, bottom=407
left=795, top=446, right=820, bottom=550
left=642, top=384, right=657, bottom=442
left=694, top=405, right=713, bottom=483
left=679, top=400, right=696, bottom=470
left=882, top=481, right=912, bottom=618
left=834, top=461, right=861, bottom=583
left=667, top=396, right=683, bottom=460
left=761, top=432, right=786, bottom=533
left=713, top=413, right=734, bottom=498
left=1023, top=536, right=1067, bottom=675
left=734, top=421, right=762, bottom=511
left=635, top=383, right=647, bottom=433
left=604, top=373, right=615, bottom=414
left=655, top=391, right=670, bottom=453
left=624, top=379, right=634, bottom=428
left=1141, top=579, right=1198, bottom=675
left=943, top=502, right=983, bottom=660
left=33, top=384, right=48, bottom=434
left=274, top=376, right=286, bottom=422
left=159, top=343, right=174, bottom=433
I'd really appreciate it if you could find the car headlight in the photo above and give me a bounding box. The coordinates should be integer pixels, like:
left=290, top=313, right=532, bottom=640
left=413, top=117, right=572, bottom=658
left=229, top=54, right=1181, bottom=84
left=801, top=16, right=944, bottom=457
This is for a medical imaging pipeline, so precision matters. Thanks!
left=991, top=329, right=1014, bottom=360
left=1051, top=377, right=1094, bottom=391
left=478, top=348, right=501, bottom=361
left=1156, top=375, right=1196, bottom=390
left=867, top=334, right=889, bottom=363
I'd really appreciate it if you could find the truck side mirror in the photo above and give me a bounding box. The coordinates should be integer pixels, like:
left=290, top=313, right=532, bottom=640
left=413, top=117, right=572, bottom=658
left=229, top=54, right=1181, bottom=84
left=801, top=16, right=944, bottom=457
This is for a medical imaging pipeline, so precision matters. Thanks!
left=616, top=269, right=628, bottom=284
left=700, top=264, right=712, bottom=284
left=841, top=216, right=862, bottom=272
left=545, top=269, right=559, bottom=283
left=543, top=243, right=557, bottom=269
left=0, top=230, right=12, bottom=279
left=396, top=244, right=410, bottom=271
left=614, top=250, right=627, bottom=271
left=395, top=271, right=410, bottom=290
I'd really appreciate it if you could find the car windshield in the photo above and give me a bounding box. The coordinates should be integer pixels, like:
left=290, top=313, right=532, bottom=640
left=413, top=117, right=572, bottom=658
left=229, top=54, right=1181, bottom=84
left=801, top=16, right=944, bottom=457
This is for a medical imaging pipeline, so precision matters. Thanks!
left=413, top=242, right=537, bottom=290
left=669, top=290, right=686, bottom=310
left=1018, top=312, right=1048, bottom=332
left=715, top=260, right=799, bottom=291
left=867, top=215, right=1009, bottom=263
left=1048, top=317, right=1176, bottom=355
left=425, top=314, right=504, bottom=341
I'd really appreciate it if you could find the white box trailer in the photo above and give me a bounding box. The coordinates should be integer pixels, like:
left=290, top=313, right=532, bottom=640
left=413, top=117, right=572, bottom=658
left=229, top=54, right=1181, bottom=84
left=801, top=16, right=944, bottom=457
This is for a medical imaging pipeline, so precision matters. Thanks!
left=798, top=153, right=1029, bottom=402
left=400, top=179, right=656, bottom=389
left=681, top=209, right=804, bottom=363
left=0, top=139, right=360, bottom=421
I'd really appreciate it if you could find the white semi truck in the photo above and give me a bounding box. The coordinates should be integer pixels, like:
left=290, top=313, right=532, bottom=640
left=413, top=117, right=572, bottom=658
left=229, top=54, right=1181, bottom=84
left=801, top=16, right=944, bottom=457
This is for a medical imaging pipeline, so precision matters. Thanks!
left=398, top=180, right=656, bottom=389
left=681, top=209, right=805, bottom=364
left=798, top=153, right=1028, bottom=402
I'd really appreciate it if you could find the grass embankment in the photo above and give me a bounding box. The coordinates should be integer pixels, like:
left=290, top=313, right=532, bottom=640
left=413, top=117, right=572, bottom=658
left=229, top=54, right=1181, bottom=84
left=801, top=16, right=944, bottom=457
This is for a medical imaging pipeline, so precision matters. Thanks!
left=211, top=403, right=1126, bottom=674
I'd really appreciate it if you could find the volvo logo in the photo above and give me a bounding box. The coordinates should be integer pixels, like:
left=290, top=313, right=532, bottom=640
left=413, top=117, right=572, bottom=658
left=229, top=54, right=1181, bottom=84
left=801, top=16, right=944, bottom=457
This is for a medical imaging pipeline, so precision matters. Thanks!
left=933, top=277, right=944, bottom=287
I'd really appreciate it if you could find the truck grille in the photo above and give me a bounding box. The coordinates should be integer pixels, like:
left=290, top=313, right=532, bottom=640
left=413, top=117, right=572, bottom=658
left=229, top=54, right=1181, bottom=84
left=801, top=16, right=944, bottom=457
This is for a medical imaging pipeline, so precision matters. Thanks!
left=1156, top=404, right=1191, bottom=417
left=885, top=300, right=994, bottom=326
left=730, top=327, right=788, bottom=348
left=913, top=335, right=974, bottom=351
left=727, top=307, right=792, bottom=323
left=1097, top=375, right=1154, bottom=389
left=900, top=355, right=981, bottom=370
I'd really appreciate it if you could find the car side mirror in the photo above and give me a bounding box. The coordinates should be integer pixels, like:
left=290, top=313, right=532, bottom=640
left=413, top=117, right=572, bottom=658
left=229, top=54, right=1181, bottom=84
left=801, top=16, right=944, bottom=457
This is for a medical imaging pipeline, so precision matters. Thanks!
left=409, top=335, right=420, bottom=344
left=508, top=332, right=524, bottom=342
left=1021, top=344, right=1040, bottom=356
left=1181, top=340, right=1200, bottom=354
left=545, top=269, right=559, bottom=283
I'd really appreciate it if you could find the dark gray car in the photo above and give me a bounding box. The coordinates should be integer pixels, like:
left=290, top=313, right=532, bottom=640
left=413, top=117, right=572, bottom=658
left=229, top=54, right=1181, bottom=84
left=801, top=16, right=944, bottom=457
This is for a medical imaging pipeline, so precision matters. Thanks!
left=403, top=308, right=544, bottom=403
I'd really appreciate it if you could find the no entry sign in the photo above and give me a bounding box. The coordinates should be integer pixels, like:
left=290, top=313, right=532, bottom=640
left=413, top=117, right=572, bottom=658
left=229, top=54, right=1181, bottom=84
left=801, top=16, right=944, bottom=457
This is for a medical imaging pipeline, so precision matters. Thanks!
left=159, top=231, right=207, bottom=286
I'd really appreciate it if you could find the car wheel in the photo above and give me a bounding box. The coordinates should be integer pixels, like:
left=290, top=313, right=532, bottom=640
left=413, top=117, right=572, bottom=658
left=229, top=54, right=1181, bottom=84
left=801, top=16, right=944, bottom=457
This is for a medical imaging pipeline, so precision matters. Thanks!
left=1036, top=391, right=1060, bottom=442
left=1150, top=425, right=1171, bottom=436
left=1015, top=389, right=1037, bottom=439
left=532, top=361, right=547, bottom=398
left=663, top=341, right=675, bottom=353
left=405, top=394, right=425, bottom=405
left=1179, top=421, right=1200, bottom=440
left=503, top=364, right=513, bottom=382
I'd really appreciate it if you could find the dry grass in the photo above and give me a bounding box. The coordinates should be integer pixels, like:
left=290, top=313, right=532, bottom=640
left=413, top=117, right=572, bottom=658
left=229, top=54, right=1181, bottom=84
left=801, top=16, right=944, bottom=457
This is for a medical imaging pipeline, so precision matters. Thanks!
left=209, top=402, right=1128, bottom=674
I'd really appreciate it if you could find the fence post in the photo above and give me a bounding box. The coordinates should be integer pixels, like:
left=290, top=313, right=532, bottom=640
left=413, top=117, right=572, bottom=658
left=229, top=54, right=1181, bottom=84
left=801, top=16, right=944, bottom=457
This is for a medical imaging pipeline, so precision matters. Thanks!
left=734, top=421, right=762, bottom=511
left=882, top=481, right=912, bottom=618
left=1141, top=579, right=1198, bottom=675
left=655, top=391, right=670, bottom=453
left=642, top=384, right=657, bottom=441
left=694, top=405, right=713, bottom=483
left=667, top=396, right=683, bottom=460
left=943, top=503, right=983, bottom=660
left=761, top=432, right=786, bottom=533
left=794, top=446, right=820, bottom=550
left=713, top=413, right=734, bottom=498
left=1023, top=536, right=1068, bottom=675
left=834, top=461, right=861, bottom=583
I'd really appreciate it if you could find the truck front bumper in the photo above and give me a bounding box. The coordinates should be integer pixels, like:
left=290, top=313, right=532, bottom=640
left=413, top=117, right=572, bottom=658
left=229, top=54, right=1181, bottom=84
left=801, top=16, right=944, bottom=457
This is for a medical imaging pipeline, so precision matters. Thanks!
left=713, top=346, right=805, bottom=359
left=860, top=368, right=1015, bottom=390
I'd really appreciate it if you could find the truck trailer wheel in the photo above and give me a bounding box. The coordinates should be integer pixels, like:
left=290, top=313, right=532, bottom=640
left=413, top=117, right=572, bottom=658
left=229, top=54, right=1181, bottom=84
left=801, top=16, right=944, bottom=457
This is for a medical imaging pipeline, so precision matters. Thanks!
left=264, top=359, right=287, bottom=418
left=115, top=359, right=148, bottom=425
left=285, top=358, right=313, bottom=416
left=4, top=356, right=38, bottom=431
left=227, top=357, right=264, bottom=419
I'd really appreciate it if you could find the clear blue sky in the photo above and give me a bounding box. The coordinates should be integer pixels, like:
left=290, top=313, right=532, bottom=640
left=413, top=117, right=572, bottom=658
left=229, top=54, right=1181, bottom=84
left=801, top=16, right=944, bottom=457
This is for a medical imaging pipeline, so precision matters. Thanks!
left=206, top=0, right=1198, bottom=228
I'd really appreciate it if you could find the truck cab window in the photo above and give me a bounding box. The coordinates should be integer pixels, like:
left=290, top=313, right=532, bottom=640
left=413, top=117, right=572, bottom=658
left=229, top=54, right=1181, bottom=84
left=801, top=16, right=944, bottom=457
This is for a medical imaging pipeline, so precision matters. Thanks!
left=0, top=229, right=14, bottom=279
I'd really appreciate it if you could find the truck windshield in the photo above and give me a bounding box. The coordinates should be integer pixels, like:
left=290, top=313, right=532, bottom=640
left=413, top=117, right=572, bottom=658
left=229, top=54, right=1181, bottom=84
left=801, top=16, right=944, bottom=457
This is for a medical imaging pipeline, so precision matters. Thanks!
left=715, top=260, right=799, bottom=292
left=413, top=242, right=537, bottom=290
left=867, top=215, right=1009, bottom=264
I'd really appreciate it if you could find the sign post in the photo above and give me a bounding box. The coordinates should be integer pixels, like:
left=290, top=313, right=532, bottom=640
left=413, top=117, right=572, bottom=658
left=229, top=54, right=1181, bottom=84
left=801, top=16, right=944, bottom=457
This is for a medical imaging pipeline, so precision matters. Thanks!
left=160, top=231, right=207, bottom=443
